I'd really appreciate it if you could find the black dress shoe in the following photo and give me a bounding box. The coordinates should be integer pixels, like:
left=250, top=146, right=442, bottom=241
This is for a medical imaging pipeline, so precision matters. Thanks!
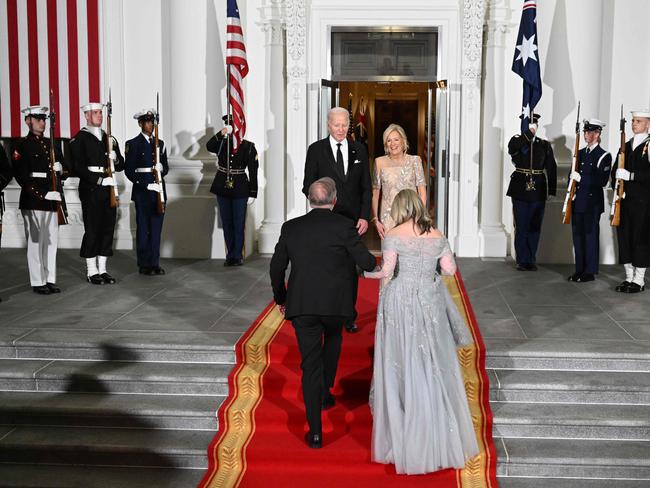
left=33, top=285, right=51, bottom=295
left=139, top=267, right=153, bottom=275
left=525, top=264, right=538, bottom=271
left=46, top=283, right=61, bottom=293
left=615, top=280, right=631, bottom=292
left=100, top=273, right=116, bottom=284
left=625, top=282, right=645, bottom=294
left=304, top=432, right=322, bottom=449
left=87, top=274, right=104, bottom=285
left=568, top=272, right=581, bottom=282
left=223, top=259, right=234, bottom=267
left=576, top=273, right=595, bottom=283
left=322, top=392, right=335, bottom=410
left=345, top=323, right=359, bottom=333
left=153, top=267, right=165, bottom=275
left=516, top=264, right=528, bottom=271
left=232, top=259, right=243, bottom=266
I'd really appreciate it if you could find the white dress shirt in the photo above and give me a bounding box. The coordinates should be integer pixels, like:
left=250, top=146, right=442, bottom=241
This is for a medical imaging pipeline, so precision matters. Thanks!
left=329, top=135, right=348, bottom=175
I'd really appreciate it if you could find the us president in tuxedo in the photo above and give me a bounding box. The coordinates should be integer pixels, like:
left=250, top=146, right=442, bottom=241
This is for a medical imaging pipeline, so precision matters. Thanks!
left=302, top=107, right=372, bottom=333
left=270, top=177, right=376, bottom=449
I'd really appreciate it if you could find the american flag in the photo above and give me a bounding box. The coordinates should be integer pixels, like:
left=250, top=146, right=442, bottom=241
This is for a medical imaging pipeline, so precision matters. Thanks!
left=226, top=0, right=248, bottom=153
left=0, top=0, right=101, bottom=138
left=512, top=0, right=542, bottom=133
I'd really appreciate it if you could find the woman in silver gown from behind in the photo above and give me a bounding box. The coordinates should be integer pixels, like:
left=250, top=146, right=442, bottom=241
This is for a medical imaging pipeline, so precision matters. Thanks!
left=364, top=189, right=479, bottom=475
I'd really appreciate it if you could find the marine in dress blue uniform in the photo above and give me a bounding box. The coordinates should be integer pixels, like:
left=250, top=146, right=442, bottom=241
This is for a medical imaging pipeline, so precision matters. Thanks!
left=125, top=110, right=169, bottom=275
left=567, top=119, right=612, bottom=283
left=13, top=106, right=66, bottom=294
left=611, top=110, right=650, bottom=294
left=206, top=115, right=258, bottom=266
left=507, top=113, right=557, bottom=271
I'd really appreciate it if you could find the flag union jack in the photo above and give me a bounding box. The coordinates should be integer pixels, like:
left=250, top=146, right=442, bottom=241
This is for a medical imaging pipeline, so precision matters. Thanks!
left=226, top=0, right=248, bottom=153
left=512, top=0, right=542, bottom=133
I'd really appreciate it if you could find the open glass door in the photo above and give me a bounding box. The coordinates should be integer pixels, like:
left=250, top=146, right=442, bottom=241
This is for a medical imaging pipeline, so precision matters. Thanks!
left=428, top=80, right=450, bottom=236
left=319, top=79, right=340, bottom=138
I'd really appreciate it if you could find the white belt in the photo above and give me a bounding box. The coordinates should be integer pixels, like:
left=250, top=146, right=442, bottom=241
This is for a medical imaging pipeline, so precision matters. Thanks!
left=135, top=167, right=153, bottom=173
left=29, top=172, right=48, bottom=178
left=88, top=166, right=105, bottom=173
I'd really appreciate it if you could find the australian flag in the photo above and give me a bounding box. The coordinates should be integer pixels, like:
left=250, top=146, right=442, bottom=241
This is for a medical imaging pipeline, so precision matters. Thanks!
left=512, top=0, right=542, bottom=133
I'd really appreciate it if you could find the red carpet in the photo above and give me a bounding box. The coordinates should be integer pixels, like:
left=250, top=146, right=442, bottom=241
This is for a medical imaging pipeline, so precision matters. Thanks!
left=199, top=272, right=497, bottom=488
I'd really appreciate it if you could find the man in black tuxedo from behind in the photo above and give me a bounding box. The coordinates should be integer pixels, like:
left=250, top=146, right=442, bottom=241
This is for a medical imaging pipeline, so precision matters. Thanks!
left=270, top=177, right=376, bottom=449
left=303, top=107, right=372, bottom=333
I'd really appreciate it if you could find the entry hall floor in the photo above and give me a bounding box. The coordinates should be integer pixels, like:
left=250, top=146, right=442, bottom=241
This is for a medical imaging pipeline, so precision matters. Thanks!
left=0, top=249, right=648, bottom=486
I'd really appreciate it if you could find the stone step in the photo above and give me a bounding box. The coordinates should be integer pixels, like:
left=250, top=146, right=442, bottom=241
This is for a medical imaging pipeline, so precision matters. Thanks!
left=0, top=391, right=224, bottom=430
left=492, top=401, right=650, bottom=440
left=0, top=329, right=238, bottom=363
left=497, top=477, right=650, bottom=488
left=497, top=437, right=650, bottom=479
left=489, top=369, right=650, bottom=404
left=0, top=464, right=204, bottom=488
left=485, top=338, right=650, bottom=372
left=0, top=425, right=212, bottom=469
left=0, top=359, right=231, bottom=395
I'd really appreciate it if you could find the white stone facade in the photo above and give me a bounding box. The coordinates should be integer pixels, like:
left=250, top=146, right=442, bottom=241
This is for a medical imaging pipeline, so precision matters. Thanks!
left=2, top=0, right=649, bottom=263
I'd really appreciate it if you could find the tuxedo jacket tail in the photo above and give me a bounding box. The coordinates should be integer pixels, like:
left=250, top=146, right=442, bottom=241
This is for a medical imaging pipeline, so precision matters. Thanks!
left=302, top=138, right=372, bottom=221
left=270, top=208, right=376, bottom=320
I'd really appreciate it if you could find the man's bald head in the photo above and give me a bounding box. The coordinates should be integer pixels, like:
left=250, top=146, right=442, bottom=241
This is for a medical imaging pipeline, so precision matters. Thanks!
left=308, top=177, right=337, bottom=208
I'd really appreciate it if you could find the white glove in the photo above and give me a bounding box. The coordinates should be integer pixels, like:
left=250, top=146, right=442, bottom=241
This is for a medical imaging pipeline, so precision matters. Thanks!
left=109, top=151, right=117, bottom=161
left=154, top=162, right=164, bottom=173
left=570, top=171, right=581, bottom=182
left=44, top=191, right=62, bottom=202
left=224, top=125, right=233, bottom=135
left=147, top=183, right=162, bottom=193
left=616, top=168, right=631, bottom=181
left=247, top=197, right=256, bottom=205
left=52, top=162, right=63, bottom=172
left=101, top=177, right=115, bottom=187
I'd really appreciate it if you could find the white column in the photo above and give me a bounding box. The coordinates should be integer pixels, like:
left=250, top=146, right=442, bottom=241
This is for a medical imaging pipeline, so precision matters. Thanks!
left=257, top=1, right=286, bottom=254
left=455, top=0, right=487, bottom=256
left=478, top=3, right=509, bottom=257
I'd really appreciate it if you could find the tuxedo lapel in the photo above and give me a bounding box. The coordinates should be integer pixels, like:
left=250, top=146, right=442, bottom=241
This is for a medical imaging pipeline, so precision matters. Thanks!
left=347, top=144, right=358, bottom=181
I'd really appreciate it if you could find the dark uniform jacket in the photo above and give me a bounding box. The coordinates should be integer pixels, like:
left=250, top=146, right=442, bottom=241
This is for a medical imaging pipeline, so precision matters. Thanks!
left=507, top=129, right=557, bottom=202
left=302, top=138, right=372, bottom=221
left=12, top=132, right=65, bottom=211
left=206, top=133, right=258, bottom=199
left=270, top=208, right=376, bottom=320
left=572, top=145, right=612, bottom=214
left=0, top=143, right=12, bottom=192
left=611, top=135, right=650, bottom=203
left=124, top=133, right=169, bottom=201
left=70, top=128, right=125, bottom=196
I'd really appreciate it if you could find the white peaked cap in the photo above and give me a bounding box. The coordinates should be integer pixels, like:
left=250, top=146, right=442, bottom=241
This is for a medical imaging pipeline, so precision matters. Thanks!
left=583, top=118, right=606, bottom=130
left=133, top=109, right=156, bottom=119
left=80, top=102, right=105, bottom=112
left=631, top=110, right=650, bottom=119
left=21, top=105, right=48, bottom=116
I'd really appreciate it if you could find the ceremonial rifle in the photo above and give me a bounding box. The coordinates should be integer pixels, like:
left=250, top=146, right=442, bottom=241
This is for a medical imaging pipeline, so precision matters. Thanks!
left=610, top=105, right=626, bottom=226
left=153, top=93, right=165, bottom=214
left=48, top=89, right=68, bottom=225
left=105, top=88, right=119, bottom=208
left=562, top=101, right=580, bottom=224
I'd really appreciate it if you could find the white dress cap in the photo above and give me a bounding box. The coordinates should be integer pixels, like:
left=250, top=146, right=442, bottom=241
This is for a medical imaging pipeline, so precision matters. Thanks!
left=20, top=105, right=48, bottom=116
left=80, top=102, right=105, bottom=112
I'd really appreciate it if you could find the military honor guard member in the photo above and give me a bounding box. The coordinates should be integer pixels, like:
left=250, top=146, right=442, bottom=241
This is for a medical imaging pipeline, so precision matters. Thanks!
left=0, top=140, right=12, bottom=302
left=611, top=110, right=650, bottom=293
left=13, top=106, right=65, bottom=294
left=125, top=110, right=168, bottom=275
left=567, top=119, right=612, bottom=283
left=70, top=102, right=125, bottom=285
left=507, top=113, right=557, bottom=271
left=206, top=114, right=258, bottom=267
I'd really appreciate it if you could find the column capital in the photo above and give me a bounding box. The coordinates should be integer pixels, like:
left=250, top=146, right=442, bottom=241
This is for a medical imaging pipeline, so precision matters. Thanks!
left=258, top=0, right=286, bottom=46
